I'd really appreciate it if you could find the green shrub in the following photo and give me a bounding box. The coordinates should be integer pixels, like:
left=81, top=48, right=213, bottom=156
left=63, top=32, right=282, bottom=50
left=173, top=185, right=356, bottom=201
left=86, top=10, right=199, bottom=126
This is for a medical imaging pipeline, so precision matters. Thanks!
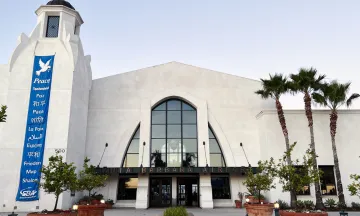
left=163, top=206, right=188, bottom=216
left=277, top=200, right=289, bottom=209
left=296, top=200, right=305, bottom=209
left=337, top=201, right=347, bottom=209
left=303, top=200, right=314, bottom=209
left=324, top=198, right=336, bottom=209
left=91, top=193, right=104, bottom=200
left=351, top=202, right=360, bottom=209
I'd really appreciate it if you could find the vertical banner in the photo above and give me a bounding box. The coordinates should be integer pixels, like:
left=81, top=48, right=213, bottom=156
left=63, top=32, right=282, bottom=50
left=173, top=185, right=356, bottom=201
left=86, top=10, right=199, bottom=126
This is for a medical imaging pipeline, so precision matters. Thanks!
left=16, top=55, right=55, bottom=201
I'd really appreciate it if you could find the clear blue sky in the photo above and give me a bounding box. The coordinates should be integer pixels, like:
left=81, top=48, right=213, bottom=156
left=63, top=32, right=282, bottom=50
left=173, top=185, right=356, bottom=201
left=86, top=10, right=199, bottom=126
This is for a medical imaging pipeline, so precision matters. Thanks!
left=1, top=0, right=360, bottom=109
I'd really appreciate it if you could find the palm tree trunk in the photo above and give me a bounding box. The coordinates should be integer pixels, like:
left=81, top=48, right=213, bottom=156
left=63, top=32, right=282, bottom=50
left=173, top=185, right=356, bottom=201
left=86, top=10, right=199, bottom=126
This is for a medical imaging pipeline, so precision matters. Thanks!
left=330, top=110, right=345, bottom=203
left=276, top=99, right=296, bottom=207
left=304, top=92, right=324, bottom=210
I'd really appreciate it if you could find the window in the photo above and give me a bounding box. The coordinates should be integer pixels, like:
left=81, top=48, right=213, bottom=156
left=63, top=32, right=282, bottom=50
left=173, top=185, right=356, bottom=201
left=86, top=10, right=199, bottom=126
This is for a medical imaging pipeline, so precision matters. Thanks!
left=122, top=127, right=140, bottom=167
left=46, top=16, right=60, bottom=38
left=209, top=126, right=226, bottom=167
left=319, top=166, right=337, bottom=195
left=211, top=176, right=231, bottom=199
left=117, top=177, right=138, bottom=200
left=294, top=166, right=310, bottom=195
left=151, top=99, right=197, bottom=167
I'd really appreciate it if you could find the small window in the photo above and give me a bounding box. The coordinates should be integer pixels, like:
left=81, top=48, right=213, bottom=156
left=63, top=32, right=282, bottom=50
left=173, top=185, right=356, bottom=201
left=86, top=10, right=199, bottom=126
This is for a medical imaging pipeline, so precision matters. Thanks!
left=211, top=176, right=231, bottom=199
left=117, top=177, right=138, bottom=200
left=46, top=16, right=60, bottom=38
left=319, top=166, right=337, bottom=195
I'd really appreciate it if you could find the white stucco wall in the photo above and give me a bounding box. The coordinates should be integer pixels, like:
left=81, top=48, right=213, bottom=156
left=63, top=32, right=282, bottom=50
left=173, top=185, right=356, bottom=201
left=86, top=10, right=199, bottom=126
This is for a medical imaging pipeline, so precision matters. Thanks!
left=257, top=110, right=360, bottom=204
left=86, top=62, right=274, bottom=169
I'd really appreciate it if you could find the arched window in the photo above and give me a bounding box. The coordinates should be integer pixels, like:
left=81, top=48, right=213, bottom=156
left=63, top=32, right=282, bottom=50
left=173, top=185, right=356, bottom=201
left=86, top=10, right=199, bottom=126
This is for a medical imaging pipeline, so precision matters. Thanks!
left=122, top=127, right=140, bottom=167
left=151, top=99, right=197, bottom=167
left=209, top=126, right=226, bottom=167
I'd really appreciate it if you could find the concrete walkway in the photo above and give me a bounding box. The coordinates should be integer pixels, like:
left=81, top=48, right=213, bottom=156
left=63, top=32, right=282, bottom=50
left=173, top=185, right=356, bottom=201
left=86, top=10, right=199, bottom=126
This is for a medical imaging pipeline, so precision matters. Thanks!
left=2, top=209, right=360, bottom=216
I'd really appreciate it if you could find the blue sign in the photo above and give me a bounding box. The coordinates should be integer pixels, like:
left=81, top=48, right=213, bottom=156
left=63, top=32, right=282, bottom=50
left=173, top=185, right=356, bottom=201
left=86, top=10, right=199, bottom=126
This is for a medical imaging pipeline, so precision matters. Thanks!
left=16, top=55, right=55, bottom=201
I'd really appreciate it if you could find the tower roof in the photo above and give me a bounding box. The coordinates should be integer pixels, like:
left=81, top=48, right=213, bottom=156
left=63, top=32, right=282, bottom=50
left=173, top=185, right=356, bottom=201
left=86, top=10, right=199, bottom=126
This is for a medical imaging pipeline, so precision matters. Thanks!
left=46, top=0, right=75, bottom=10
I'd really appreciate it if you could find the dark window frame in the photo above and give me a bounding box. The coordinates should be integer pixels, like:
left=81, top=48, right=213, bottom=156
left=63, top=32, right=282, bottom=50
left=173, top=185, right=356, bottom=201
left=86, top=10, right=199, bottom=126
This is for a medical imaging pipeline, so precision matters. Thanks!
left=211, top=175, right=231, bottom=199
left=151, top=99, right=198, bottom=167
left=117, top=176, right=138, bottom=200
left=319, top=165, right=337, bottom=196
left=46, top=16, right=60, bottom=38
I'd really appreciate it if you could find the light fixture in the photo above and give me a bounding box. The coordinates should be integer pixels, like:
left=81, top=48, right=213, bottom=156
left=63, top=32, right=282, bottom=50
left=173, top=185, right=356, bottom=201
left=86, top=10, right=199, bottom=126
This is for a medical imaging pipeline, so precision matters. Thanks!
left=245, top=198, right=250, bottom=203
left=72, top=205, right=78, bottom=211
left=100, top=199, right=105, bottom=204
left=274, top=202, right=279, bottom=209
left=274, top=202, right=280, bottom=216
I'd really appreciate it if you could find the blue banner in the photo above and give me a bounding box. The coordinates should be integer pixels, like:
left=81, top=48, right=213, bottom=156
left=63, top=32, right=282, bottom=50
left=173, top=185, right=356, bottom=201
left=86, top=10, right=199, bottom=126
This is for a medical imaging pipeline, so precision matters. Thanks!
left=16, top=55, right=55, bottom=201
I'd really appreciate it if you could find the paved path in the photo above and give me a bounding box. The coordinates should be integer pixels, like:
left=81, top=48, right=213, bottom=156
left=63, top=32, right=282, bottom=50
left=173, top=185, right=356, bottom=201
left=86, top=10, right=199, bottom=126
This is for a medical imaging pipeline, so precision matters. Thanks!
left=2, top=209, right=360, bottom=216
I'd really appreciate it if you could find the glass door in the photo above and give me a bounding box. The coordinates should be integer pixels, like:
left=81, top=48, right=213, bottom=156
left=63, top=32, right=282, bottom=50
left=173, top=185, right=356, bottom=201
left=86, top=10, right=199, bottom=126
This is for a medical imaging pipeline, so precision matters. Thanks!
left=150, top=177, right=172, bottom=207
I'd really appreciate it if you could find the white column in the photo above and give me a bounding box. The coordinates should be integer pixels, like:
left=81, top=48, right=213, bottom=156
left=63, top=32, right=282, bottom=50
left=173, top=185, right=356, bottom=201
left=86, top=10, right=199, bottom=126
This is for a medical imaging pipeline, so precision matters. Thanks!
left=172, top=177, right=177, bottom=206
left=135, top=174, right=149, bottom=209
left=199, top=174, right=213, bottom=208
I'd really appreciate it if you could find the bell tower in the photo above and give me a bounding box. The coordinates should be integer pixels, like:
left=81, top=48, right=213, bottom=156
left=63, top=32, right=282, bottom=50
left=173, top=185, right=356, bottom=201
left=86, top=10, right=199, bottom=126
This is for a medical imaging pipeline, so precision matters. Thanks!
left=0, top=0, right=92, bottom=212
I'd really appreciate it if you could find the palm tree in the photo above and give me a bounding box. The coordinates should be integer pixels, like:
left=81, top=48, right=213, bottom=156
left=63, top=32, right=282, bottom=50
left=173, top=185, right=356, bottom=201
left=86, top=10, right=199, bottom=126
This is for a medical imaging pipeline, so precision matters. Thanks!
left=289, top=67, right=326, bottom=209
left=0, top=105, right=7, bottom=122
left=313, top=81, right=360, bottom=204
left=255, top=74, right=297, bottom=207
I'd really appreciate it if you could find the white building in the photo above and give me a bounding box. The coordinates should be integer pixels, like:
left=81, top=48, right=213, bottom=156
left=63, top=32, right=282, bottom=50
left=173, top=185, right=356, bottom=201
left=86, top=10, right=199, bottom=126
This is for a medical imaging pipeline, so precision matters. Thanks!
left=0, top=0, right=359, bottom=212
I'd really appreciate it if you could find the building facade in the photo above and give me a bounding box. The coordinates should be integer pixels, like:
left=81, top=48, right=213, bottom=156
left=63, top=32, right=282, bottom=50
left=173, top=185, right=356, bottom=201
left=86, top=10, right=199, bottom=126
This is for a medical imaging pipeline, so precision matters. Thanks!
left=0, top=1, right=359, bottom=212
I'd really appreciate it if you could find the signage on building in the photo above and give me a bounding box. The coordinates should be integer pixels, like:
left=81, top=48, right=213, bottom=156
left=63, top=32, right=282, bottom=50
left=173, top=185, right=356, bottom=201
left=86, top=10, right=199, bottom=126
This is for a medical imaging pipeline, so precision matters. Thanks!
left=16, top=55, right=55, bottom=201
left=96, top=166, right=255, bottom=175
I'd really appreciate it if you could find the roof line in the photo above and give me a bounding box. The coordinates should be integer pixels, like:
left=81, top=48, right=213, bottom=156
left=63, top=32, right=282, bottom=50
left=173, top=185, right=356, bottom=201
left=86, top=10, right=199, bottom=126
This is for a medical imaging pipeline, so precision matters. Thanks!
left=93, top=61, right=260, bottom=82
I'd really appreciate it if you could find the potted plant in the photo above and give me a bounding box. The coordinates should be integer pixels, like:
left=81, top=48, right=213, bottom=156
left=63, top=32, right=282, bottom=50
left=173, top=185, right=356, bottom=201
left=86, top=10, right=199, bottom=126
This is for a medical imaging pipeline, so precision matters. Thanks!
left=269, top=143, right=328, bottom=216
left=28, top=154, right=78, bottom=216
left=243, top=160, right=276, bottom=216
left=105, top=199, right=114, bottom=209
left=76, top=157, right=108, bottom=216
left=235, top=192, right=244, bottom=208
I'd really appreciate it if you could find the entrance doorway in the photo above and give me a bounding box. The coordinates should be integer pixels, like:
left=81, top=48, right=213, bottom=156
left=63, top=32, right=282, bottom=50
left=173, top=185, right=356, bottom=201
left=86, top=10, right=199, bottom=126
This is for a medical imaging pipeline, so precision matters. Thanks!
left=149, top=177, right=172, bottom=207
left=177, top=177, right=199, bottom=207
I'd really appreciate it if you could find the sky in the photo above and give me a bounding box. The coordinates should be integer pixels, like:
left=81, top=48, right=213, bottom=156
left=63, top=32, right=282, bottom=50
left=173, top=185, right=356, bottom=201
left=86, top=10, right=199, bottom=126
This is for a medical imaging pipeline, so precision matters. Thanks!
left=0, top=0, right=360, bottom=109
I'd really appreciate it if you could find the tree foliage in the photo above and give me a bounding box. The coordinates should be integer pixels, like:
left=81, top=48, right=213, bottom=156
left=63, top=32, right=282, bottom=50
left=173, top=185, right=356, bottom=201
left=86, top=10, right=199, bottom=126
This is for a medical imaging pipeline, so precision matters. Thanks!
left=312, top=81, right=360, bottom=110
left=348, top=174, right=360, bottom=198
left=77, top=157, right=108, bottom=198
left=0, top=105, right=7, bottom=122
left=255, top=73, right=291, bottom=100
left=40, top=154, right=78, bottom=211
left=243, top=160, right=276, bottom=203
left=274, top=143, right=321, bottom=197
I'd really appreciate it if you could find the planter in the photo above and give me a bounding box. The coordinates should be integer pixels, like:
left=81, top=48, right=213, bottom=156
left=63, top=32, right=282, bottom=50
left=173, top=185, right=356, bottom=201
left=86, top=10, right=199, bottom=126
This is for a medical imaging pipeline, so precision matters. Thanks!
left=105, top=204, right=113, bottom=209
left=246, top=195, right=264, bottom=204
left=235, top=200, right=242, bottom=208
left=27, top=212, right=77, bottom=216
left=279, top=210, right=328, bottom=216
left=91, top=200, right=101, bottom=205
left=78, top=204, right=107, bottom=216
left=245, top=203, right=274, bottom=216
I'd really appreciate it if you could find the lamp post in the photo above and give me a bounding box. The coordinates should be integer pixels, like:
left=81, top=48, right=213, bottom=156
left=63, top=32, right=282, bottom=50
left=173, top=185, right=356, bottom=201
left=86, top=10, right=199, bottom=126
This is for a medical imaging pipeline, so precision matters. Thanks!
left=274, top=202, right=280, bottom=216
